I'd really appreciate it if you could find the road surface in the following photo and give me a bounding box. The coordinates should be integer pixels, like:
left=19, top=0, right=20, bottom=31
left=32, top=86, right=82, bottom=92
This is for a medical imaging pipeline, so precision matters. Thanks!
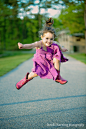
left=0, top=55, right=86, bottom=129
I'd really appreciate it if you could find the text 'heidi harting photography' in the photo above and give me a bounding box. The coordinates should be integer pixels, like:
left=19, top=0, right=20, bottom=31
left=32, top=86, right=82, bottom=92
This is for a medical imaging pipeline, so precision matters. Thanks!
left=47, top=123, right=84, bottom=127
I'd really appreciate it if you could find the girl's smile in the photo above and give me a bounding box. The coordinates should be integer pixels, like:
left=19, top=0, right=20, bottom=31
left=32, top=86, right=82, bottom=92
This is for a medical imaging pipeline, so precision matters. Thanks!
left=41, top=32, right=54, bottom=47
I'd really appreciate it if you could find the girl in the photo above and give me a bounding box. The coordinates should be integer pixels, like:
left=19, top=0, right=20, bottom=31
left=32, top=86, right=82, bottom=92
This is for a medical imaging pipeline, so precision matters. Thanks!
left=16, top=18, right=68, bottom=90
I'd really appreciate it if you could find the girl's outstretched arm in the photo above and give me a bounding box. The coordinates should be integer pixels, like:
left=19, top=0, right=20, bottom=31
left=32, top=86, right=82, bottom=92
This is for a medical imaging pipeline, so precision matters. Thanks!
left=54, top=41, right=68, bottom=52
left=18, top=41, right=41, bottom=49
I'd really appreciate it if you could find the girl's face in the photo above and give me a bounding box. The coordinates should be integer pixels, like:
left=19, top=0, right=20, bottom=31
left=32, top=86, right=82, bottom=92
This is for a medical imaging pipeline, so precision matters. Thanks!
left=41, top=32, right=54, bottom=47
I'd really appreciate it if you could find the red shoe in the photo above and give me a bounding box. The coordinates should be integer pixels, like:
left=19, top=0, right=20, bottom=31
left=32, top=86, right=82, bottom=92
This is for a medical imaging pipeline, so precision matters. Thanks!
left=16, top=72, right=32, bottom=90
left=55, top=70, right=68, bottom=85
left=56, top=78, right=68, bottom=84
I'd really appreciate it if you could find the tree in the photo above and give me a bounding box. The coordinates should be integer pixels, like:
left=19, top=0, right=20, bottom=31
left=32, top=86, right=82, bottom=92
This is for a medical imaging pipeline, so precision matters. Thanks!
left=84, top=1, right=86, bottom=54
left=60, top=0, right=86, bottom=54
left=0, top=0, right=85, bottom=52
left=0, top=0, right=19, bottom=50
left=59, top=3, right=85, bottom=34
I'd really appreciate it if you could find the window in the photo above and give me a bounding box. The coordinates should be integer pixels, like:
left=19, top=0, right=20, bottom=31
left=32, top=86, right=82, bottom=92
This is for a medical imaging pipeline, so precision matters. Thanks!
left=73, top=46, right=79, bottom=52
left=76, top=38, right=80, bottom=41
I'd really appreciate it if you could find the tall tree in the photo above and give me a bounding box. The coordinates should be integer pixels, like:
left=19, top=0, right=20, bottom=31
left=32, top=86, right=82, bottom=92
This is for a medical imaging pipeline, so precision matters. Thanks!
left=84, top=1, right=86, bottom=54
left=60, top=0, right=86, bottom=54
left=0, top=0, right=19, bottom=50
left=59, top=2, right=85, bottom=34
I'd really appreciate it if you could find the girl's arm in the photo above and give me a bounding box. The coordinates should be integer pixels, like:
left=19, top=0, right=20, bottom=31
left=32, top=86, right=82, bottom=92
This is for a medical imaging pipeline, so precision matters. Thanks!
left=54, top=41, right=68, bottom=52
left=18, top=41, right=41, bottom=49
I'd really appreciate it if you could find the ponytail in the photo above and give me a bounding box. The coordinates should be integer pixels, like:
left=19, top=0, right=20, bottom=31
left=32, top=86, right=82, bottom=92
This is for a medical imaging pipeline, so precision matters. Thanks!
left=39, top=18, right=57, bottom=38
left=46, top=18, right=54, bottom=27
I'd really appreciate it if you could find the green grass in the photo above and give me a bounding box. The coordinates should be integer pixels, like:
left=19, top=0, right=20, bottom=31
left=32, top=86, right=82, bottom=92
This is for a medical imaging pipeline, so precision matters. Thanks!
left=0, top=51, right=86, bottom=77
left=0, top=50, right=32, bottom=58
left=0, top=53, right=34, bottom=76
left=68, top=53, right=86, bottom=64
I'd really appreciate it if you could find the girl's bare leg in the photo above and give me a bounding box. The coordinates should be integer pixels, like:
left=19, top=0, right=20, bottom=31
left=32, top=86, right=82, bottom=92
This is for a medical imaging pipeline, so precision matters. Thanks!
left=53, top=57, right=67, bottom=84
left=53, top=58, right=60, bottom=71
left=28, top=72, right=38, bottom=80
left=16, top=72, right=38, bottom=90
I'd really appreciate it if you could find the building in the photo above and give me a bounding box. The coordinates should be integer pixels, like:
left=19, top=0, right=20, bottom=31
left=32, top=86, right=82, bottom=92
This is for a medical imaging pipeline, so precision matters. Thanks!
left=58, top=30, right=85, bottom=53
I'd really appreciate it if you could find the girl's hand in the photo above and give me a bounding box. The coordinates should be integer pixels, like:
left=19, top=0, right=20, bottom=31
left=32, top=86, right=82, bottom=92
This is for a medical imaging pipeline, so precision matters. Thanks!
left=18, top=42, right=23, bottom=49
left=61, top=47, right=68, bottom=52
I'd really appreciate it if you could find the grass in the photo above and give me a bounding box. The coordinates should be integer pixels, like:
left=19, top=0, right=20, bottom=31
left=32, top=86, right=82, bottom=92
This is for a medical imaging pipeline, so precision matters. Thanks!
left=68, top=53, right=86, bottom=64
left=0, top=51, right=86, bottom=77
left=0, top=51, right=34, bottom=77
left=0, top=50, right=32, bottom=58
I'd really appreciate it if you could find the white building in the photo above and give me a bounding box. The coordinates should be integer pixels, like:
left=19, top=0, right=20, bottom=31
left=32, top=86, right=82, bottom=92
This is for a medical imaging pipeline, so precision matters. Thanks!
left=58, top=30, right=85, bottom=53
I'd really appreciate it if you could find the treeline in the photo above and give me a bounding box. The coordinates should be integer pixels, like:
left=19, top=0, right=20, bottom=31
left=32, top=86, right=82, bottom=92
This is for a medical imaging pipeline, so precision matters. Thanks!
left=0, top=0, right=43, bottom=51
left=58, top=2, right=85, bottom=35
left=0, top=0, right=85, bottom=51
left=0, top=15, right=42, bottom=51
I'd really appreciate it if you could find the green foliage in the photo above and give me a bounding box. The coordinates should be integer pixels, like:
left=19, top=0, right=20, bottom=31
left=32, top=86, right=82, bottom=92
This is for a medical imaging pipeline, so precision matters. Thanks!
left=0, top=0, right=85, bottom=52
left=53, top=18, right=64, bottom=30
left=0, top=0, right=42, bottom=51
left=0, top=53, right=34, bottom=76
left=68, top=53, right=86, bottom=64
left=58, top=3, right=85, bottom=34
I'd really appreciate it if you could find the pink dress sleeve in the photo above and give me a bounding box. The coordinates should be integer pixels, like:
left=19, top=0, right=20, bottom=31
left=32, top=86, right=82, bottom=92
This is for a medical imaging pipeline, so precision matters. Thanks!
left=53, top=44, right=61, bottom=61
left=53, top=43, right=68, bottom=62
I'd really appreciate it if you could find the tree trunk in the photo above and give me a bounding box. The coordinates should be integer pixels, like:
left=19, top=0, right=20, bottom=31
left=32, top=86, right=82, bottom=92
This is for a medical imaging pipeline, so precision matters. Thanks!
left=38, top=0, right=41, bottom=30
left=3, top=17, right=6, bottom=50
left=84, top=1, right=86, bottom=55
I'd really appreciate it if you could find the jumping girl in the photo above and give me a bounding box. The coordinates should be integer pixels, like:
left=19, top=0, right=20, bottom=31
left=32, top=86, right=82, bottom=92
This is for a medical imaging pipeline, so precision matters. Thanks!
left=16, top=18, right=68, bottom=90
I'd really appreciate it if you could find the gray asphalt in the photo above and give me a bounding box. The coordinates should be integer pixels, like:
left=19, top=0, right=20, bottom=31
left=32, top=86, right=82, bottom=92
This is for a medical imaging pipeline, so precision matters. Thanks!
left=0, top=54, right=86, bottom=129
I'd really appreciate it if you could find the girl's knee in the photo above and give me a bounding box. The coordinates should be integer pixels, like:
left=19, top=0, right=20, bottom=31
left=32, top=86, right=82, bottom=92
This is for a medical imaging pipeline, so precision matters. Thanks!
left=53, top=58, right=60, bottom=64
left=29, top=72, right=38, bottom=78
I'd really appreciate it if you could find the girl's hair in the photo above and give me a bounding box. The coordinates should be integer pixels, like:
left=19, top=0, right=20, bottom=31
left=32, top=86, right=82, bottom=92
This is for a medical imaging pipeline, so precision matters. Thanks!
left=39, top=18, right=57, bottom=38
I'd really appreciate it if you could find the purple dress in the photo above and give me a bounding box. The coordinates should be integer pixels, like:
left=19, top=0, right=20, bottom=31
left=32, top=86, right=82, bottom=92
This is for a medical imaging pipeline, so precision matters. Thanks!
left=32, top=43, right=68, bottom=80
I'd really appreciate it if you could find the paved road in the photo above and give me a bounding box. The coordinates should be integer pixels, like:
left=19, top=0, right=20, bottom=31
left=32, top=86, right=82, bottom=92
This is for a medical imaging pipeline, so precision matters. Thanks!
left=0, top=55, right=86, bottom=129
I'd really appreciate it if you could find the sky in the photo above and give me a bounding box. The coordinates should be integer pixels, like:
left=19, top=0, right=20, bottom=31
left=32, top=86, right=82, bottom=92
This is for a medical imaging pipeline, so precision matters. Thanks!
left=19, top=0, right=64, bottom=19
left=27, top=5, right=61, bottom=17
left=31, top=6, right=61, bottom=17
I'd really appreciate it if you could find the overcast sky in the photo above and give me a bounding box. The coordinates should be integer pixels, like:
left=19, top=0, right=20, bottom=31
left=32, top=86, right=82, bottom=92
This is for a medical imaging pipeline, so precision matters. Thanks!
left=29, top=5, right=61, bottom=17
left=19, top=0, right=64, bottom=19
